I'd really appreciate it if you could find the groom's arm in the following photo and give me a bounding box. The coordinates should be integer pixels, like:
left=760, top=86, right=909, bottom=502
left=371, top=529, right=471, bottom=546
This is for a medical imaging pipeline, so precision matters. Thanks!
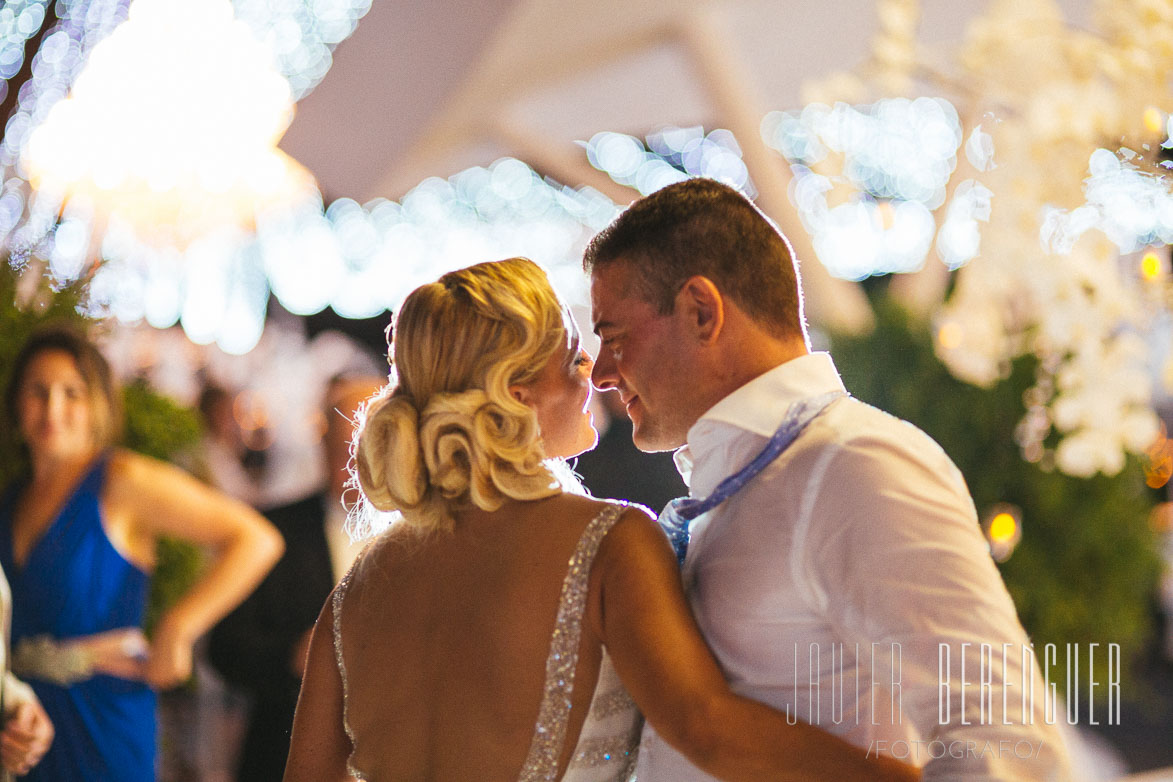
left=802, top=430, right=1072, bottom=781
left=594, top=507, right=920, bottom=782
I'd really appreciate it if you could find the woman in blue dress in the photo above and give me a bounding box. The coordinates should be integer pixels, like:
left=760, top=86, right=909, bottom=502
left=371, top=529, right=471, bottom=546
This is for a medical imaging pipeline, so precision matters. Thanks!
left=0, top=327, right=285, bottom=781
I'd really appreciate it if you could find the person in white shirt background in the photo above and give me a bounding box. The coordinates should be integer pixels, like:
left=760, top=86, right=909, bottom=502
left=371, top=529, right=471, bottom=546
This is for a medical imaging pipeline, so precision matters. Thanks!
left=208, top=374, right=383, bottom=782
left=585, top=177, right=1073, bottom=781
left=0, top=564, right=53, bottom=779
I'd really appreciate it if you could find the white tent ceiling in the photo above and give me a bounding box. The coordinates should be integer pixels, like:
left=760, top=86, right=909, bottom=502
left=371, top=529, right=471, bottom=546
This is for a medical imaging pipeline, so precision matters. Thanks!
left=281, top=0, right=1092, bottom=201
left=277, top=0, right=1095, bottom=330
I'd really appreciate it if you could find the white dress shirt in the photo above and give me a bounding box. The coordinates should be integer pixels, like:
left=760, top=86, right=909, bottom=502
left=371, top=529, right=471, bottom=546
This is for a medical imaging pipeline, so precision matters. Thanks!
left=1, top=563, right=38, bottom=782
left=636, top=352, right=1071, bottom=781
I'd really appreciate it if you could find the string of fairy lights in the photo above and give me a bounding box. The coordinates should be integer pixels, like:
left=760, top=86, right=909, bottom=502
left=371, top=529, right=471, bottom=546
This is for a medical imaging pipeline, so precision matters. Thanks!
left=87, top=161, right=618, bottom=355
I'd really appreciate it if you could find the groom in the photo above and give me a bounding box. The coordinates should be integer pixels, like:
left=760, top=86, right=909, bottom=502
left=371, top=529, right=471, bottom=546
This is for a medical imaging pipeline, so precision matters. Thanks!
left=585, top=178, right=1071, bottom=780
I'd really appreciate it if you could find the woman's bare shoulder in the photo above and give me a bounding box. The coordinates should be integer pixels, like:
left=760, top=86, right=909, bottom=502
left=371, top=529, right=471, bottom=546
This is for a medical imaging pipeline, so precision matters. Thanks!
left=105, top=447, right=154, bottom=478
left=594, top=502, right=671, bottom=566
left=541, top=492, right=656, bottom=523
left=529, top=495, right=662, bottom=558
left=104, top=448, right=199, bottom=491
left=343, top=520, right=446, bottom=593
left=349, top=523, right=414, bottom=568
left=102, top=448, right=184, bottom=502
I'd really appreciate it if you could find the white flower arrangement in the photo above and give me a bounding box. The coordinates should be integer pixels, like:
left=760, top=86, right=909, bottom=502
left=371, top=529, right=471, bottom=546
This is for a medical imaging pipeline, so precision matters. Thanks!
left=803, top=0, right=1172, bottom=477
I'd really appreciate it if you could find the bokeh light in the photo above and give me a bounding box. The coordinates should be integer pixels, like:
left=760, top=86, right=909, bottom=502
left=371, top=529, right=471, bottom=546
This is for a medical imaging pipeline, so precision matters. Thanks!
left=988, top=513, right=1018, bottom=545
left=232, top=0, right=371, bottom=100
left=81, top=158, right=617, bottom=354
left=1144, top=106, right=1165, bottom=135
left=1044, top=148, right=1173, bottom=256
left=21, top=0, right=315, bottom=248
left=982, top=504, right=1023, bottom=562
left=1, top=0, right=375, bottom=354
left=1145, top=422, right=1173, bottom=490
left=937, top=321, right=963, bottom=351
left=763, top=98, right=966, bottom=279
left=587, top=126, right=752, bottom=196
left=1141, top=250, right=1164, bottom=282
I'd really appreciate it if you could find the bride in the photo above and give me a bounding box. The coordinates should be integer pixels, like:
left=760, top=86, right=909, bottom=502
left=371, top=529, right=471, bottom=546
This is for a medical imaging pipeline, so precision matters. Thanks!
left=284, top=258, right=917, bottom=782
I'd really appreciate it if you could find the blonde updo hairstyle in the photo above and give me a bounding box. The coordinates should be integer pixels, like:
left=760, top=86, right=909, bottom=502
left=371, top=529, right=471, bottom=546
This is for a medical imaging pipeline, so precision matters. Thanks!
left=352, top=258, right=572, bottom=535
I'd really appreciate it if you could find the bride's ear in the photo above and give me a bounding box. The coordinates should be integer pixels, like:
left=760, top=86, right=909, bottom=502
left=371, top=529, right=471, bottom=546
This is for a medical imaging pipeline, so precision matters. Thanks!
left=509, top=383, right=532, bottom=407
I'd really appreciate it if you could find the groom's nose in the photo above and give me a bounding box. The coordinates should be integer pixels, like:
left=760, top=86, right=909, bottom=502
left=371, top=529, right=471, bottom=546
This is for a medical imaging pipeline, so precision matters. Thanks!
left=591, top=349, right=618, bottom=391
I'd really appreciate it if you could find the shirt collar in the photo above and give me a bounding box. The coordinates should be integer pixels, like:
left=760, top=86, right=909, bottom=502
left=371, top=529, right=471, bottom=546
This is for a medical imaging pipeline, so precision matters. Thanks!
left=672, top=352, right=846, bottom=491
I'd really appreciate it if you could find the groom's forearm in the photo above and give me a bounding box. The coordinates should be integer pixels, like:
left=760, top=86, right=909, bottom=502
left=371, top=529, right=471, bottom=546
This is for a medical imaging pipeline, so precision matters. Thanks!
left=676, top=692, right=920, bottom=782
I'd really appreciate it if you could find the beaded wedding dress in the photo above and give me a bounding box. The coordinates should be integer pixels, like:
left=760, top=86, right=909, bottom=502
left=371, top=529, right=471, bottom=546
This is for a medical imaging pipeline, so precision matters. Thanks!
left=332, top=502, right=641, bottom=782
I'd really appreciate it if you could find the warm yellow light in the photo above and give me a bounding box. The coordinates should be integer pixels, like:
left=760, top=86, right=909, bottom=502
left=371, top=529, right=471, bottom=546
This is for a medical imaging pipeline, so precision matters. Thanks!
left=1151, top=503, right=1173, bottom=533
left=1143, top=106, right=1165, bottom=134
left=1145, top=426, right=1172, bottom=489
left=21, top=0, right=315, bottom=248
left=1141, top=251, right=1163, bottom=281
left=1146, top=461, right=1172, bottom=489
left=938, top=322, right=963, bottom=350
left=988, top=512, right=1018, bottom=545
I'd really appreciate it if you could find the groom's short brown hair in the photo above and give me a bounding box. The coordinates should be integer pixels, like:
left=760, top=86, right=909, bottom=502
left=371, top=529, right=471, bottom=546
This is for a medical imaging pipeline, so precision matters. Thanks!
left=583, top=178, right=805, bottom=340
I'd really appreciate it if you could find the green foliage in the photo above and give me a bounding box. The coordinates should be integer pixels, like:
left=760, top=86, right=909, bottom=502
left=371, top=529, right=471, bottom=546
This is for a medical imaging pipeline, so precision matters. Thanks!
left=831, top=294, right=1161, bottom=699
left=1, top=262, right=204, bottom=639
left=122, top=379, right=202, bottom=464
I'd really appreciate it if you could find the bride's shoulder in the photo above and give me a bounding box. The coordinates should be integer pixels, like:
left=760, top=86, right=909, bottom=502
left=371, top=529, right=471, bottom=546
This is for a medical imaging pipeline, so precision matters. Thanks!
left=541, top=493, right=656, bottom=525
left=547, top=495, right=664, bottom=565
left=341, top=524, right=421, bottom=582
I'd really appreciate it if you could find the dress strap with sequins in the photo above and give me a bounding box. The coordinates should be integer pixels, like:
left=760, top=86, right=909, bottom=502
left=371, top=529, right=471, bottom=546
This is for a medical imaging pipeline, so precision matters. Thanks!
left=517, top=501, right=641, bottom=782
left=332, top=557, right=366, bottom=780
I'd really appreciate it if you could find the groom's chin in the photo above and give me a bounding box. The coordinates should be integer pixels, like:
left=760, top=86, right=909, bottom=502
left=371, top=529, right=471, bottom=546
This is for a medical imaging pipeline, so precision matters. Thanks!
left=630, top=423, right=680, bottom=454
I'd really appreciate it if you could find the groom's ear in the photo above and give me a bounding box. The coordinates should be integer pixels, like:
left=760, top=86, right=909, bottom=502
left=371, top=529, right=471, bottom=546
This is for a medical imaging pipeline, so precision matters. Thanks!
left=676, top=276, right=724, bottom=346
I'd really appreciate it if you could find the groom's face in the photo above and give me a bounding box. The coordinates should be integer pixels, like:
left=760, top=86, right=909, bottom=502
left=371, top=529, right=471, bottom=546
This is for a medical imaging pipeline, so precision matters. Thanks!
left=589, top=262, right=694, bottom=452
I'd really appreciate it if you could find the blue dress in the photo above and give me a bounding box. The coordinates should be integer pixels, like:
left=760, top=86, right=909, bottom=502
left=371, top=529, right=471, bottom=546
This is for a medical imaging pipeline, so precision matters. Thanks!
left=0, top=454, right=156, bottom=781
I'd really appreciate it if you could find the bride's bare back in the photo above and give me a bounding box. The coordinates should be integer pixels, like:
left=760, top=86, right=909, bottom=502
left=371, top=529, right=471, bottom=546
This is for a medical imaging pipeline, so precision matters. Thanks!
left=334, top=493, right=622, bottom=781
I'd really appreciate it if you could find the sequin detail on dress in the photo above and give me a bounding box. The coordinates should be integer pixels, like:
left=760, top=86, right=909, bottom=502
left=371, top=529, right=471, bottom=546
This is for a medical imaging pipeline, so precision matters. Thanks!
left=572, top=737, right=637, bottom=767
left=590, top=689, right=637, bottom=720
left=332, top=562, right=367, bottom=781
left=517, top=503, right=627, bottom=781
